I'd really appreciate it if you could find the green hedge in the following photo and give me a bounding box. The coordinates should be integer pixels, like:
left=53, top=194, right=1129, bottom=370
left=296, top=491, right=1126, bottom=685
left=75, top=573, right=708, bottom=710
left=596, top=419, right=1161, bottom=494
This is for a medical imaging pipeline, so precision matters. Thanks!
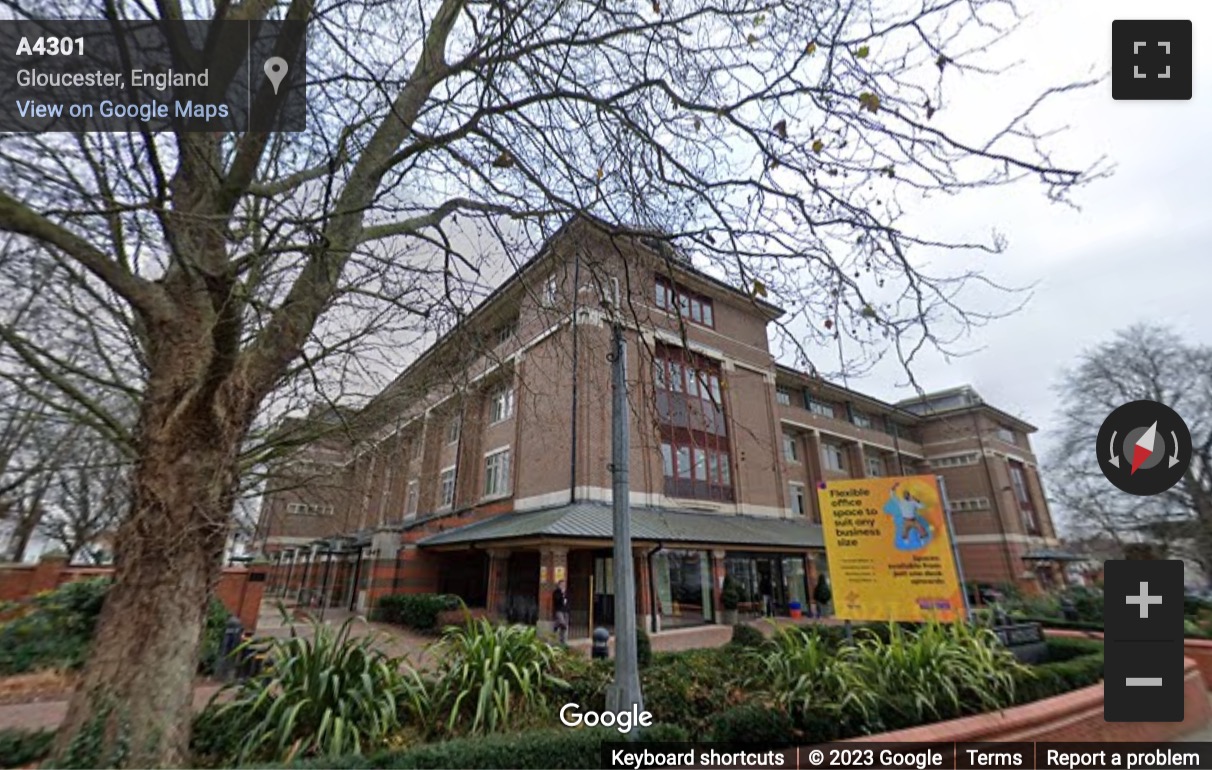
left=274, top=725, right=690, bottom=769
left=1011, top=637, right=1104, bottom=706
left=372, top=594, right=461, bottom=631
left=0, top=729, right=55, bottom=769
left=1018, top=616, right=1104, bottom=633
left=729, top=624, right=765, bottom=648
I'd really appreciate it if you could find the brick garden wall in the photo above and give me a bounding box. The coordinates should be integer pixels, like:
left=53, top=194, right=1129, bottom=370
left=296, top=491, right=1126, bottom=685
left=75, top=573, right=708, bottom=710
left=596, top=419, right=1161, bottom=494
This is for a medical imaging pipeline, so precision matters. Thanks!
left=0, top=556, right=267, bottom=631
left=846, top=657, right=1211, bottom=744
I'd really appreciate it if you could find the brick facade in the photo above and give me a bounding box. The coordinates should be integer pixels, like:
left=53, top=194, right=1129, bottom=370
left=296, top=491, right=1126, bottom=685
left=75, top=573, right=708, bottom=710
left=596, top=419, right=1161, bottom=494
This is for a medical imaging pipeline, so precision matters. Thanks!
left=256, top=219, right=1063, bottom=615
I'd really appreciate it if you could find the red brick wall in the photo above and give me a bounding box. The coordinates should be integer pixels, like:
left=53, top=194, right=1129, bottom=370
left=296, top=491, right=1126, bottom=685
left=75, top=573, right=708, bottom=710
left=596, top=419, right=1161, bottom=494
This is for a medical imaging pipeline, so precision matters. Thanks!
left=845, top=658, right=1211, bottom=744
left=0, top=558, right=267, bottom=632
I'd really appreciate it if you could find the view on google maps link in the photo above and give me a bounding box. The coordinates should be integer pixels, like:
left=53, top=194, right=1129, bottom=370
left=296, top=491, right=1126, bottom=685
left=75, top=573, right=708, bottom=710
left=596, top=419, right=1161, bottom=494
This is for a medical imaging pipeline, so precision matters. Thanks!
left=0, top=1, right=1209, bottom=768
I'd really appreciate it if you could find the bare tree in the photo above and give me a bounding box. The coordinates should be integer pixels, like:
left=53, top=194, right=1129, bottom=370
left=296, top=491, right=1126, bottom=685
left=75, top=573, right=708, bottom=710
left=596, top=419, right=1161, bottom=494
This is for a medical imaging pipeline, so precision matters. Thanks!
left=1050, top=325, right=1212, bottom=578
left=0, top=0, right=1104, bottom=763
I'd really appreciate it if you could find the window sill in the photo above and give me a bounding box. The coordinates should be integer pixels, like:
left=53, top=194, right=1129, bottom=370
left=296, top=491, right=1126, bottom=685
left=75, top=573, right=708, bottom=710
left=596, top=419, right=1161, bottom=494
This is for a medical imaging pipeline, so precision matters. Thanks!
left=480, top=492, right=512, bottom=503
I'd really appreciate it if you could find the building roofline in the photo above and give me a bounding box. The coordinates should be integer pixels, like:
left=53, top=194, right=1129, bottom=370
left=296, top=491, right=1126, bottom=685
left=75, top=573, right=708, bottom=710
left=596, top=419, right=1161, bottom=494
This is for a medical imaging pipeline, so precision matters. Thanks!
left=362, top=215, right=783, bottom=421
left=895, top=386, right=1039, bottom=432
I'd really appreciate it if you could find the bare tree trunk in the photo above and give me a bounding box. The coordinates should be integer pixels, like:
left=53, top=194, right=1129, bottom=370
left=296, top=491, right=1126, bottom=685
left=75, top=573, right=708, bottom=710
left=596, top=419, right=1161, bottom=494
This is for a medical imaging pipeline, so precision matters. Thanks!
left=52, top=341, right=246, bottom=767
left=5, top=505, right=41, bottom=562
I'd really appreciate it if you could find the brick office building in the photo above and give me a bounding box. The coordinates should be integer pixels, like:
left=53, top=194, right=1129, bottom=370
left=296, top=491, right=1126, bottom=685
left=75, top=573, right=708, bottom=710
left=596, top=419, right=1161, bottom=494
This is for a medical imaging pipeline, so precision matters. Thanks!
left=255, top=218, right=1066, bottom=637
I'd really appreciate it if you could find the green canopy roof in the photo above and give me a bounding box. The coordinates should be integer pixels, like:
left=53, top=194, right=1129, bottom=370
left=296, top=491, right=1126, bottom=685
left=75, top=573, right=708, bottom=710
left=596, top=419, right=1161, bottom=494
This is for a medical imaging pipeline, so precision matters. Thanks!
left=418, top=501, right=823, bottom=549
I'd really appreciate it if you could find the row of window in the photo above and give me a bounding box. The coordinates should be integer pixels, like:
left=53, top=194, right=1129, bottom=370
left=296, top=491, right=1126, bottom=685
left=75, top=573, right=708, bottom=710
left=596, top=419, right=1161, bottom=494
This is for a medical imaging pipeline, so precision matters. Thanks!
left=655, top=276, right=715, bottom=327
left=428, top=447, right=513, bottom=513
left=441, top=386, right=515, bottom=448
left=776, top=386, right=908, bottom=437
left=950, top=498, right=991, bottom=512
left=285, top=503, right=334, bottom=517
left=782, top=433, right=886, bottom=476
left=932, top=453, right=980, bottom=468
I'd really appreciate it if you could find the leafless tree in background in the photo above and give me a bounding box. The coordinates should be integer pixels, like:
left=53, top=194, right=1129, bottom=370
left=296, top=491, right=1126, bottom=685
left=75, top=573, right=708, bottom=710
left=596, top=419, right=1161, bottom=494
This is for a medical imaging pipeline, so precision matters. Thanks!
left=0, top=0, right=1105, bottom=762
left=1050, top=325, right=1212, bottom=579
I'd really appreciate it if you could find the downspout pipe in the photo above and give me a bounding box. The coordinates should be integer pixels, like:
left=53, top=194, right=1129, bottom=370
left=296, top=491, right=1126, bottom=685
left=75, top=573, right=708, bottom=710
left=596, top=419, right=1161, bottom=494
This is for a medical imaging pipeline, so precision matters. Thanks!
left=570, top=249, right=582, bottom=504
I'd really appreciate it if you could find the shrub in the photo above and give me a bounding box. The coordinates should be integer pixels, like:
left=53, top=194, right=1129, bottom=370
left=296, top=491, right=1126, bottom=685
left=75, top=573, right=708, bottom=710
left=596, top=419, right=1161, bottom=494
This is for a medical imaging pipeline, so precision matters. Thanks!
left=729, top=623, right=765, bottom=648
left=848, top=622, right=1025, bottom=731
left=198, top=597, right=235, bottom=676
left=0, top=728, right=54, bottom=769
left=710, top=703, right=796, bottom=746
left=208, top=616, right=423, bottom=764
left=430, top=619, right=566, bottom=736
left=636, top=627, right=652, bottom=668
left=374, top=594, right=462, bottom=631
left=550, top=655, right=611, bottom=712
left=0, top=577, right=110, bottom=675
left=1058, top=586, right=1103, bottom=622
left=1011, top=638, right=1103, bottom=706
left=278, top=725, right=690, bottom=769
left=640, top=647, right=760, bottom=734
left=720, top=577, right=741, bottom=611
left=747, top=626, right=876, bottom=740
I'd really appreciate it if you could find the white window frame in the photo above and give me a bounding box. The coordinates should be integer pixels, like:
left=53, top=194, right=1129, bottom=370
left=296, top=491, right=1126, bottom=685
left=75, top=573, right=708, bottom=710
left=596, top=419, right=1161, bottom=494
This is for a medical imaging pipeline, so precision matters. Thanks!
left=951, top=498, right=991, bottom=512
left=852, top=410, right=873, bottom=429
left=489, top=386, right=514, bottom=424
left=483, top=447, right=512, bottom=498
left=542, top=274, right=559, bottom=306
left=866, top=455, right=883, bottom=477
left=776, top=387, right=792, bottom=406
left=822, top=443, right=845, bottom=472
left=782, top=432, right=800, bottom=463
left=789, top=483, right=806, bottom=516
left=446, top=415, right=461, bottom=445
left=405, top=480, right=419, bottom=518
left=996, top=426, right=1016, bottom=444
left=932, top=453, right=980, bottom=468
left=438, top=466, right=457, bottom=509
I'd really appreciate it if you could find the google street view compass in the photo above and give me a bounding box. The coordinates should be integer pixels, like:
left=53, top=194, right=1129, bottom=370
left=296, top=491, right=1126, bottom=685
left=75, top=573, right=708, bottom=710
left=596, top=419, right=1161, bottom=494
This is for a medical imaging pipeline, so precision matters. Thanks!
left=1097, top=400, right=1192, bottom=496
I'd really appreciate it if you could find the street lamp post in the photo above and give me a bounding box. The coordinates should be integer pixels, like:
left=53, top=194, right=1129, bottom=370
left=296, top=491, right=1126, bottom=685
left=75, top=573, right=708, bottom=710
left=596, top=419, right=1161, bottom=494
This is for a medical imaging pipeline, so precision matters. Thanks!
left=607, top=317, right=643, bottom=717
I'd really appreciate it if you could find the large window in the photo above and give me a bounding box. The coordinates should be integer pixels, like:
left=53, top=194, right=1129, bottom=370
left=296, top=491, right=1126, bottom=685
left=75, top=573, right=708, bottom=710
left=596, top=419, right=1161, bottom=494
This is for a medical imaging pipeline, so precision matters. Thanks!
left=445, top=416, right=461, bottom=445
left=495, top=318, right=518, bottom=346
left=822, top=443, right=845, bottom=472
left=996, top=426, right=1017, bottom=444
left=782, top=432, right=800, bottom=462
left=438, top=467, right=457, bottom=508
left=852, top=410, right=873, bottom=429
left=789, top=483, right=806, bottom=516
left=1008, top=460, right=1039, bottom=534
left=655, top=276, right=715, bottom=327
left=489, top=386, right=514, bottom=423
left=776, top=387, right=792, bottom=406
left=484, top=448, right=511, bottom=497
left=405, top=481, right=419, bottom=517
left=653, top=549, right=714, bottom=627
left=654, top=344, right=733, bottom=502
left=866, top=455, right=884, bottom=477
left=661, top=441, right=732, bottom=501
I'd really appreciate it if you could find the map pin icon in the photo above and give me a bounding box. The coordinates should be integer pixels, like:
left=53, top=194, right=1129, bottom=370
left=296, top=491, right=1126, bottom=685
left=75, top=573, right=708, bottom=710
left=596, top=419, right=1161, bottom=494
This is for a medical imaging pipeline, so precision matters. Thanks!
left=264, top=57, right=288, bottom=95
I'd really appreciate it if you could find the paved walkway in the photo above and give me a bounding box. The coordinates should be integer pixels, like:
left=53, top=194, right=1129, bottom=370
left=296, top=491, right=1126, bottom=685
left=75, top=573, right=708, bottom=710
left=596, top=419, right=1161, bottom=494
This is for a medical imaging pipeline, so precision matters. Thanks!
left=0, top=683, right=223, bottom=732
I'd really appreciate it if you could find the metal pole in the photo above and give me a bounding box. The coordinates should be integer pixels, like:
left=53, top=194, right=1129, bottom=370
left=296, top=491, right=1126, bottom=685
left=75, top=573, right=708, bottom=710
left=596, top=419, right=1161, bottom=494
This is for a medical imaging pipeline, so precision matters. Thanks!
left=937, top=475, right=972, bottom=622
left=608, top=320, right=643, bottom=717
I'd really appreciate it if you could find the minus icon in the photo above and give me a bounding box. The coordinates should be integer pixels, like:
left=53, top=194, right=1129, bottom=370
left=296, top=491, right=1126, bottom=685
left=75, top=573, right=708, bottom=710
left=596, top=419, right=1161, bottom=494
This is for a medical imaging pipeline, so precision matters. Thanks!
left=1126, top=677, right=1163, bottom=686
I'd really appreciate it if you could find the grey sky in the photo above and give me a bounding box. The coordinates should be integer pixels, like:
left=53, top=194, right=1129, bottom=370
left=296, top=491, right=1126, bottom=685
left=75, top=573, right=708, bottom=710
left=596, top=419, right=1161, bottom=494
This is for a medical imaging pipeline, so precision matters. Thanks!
left=848, top=0, right=1212, bottom=467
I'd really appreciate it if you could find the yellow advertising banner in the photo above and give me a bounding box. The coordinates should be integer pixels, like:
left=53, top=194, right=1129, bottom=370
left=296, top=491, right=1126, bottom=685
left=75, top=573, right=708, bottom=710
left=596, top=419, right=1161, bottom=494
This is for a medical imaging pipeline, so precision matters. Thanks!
left=817, top=475, right=965, bottom=623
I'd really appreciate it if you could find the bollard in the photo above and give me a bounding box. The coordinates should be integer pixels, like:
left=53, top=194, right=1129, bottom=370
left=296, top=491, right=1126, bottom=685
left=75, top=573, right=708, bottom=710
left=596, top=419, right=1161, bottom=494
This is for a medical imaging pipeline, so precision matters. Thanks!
left=591, top=627, right=610, bottom=659
left=216, top=615, right=244, bottom=681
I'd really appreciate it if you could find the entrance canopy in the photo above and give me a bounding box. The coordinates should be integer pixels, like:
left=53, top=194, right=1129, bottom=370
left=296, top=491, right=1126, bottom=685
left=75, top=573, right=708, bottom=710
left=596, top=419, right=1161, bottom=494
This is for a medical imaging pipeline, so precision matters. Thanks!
left=417, top=501, right=824, bottom=549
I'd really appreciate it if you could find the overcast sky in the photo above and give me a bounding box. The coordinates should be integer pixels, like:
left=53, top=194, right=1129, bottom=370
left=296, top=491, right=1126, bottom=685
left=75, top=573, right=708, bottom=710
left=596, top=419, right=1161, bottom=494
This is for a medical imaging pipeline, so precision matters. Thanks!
left=846, top=0, right=1212, bottom=467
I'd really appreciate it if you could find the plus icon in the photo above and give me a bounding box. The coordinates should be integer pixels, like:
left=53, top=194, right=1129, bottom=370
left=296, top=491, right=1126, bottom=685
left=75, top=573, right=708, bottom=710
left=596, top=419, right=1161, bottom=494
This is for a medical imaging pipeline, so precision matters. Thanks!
left=1112, top=20, right=1192, bottom=100
left=1127, top=581, right=1163, bottom=618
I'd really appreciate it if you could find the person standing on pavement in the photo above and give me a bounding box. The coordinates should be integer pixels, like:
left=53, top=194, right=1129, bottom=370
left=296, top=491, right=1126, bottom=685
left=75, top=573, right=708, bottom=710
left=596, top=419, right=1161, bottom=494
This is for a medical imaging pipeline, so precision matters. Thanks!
left=553, top=579, right=570, bottom=645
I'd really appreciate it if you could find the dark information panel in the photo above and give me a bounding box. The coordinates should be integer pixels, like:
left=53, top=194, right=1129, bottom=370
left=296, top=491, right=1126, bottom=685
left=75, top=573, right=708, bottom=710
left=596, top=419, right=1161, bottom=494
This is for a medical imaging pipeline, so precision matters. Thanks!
left=1, top=19, right=306, bottom=132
